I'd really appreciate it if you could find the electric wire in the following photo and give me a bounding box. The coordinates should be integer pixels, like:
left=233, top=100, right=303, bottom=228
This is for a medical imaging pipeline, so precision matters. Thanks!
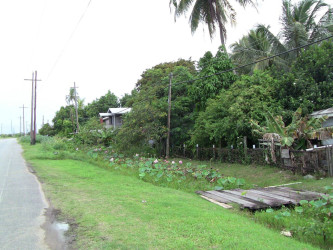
left=171, top=34, right=333, bottom=87
left=101, top=35, right=333, bottom=116
left=45, top=0, right=93, bottom=82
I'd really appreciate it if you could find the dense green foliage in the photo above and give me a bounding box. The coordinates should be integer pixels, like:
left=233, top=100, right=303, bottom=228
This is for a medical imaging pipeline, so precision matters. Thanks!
left=191, top=46, right=236, bottom=111
left=192, top=71, right=280, bottom=147
left=84, top=90, right=119, bottom=118
left=275, top=40, right=333, bottom=118
left=45, top=39, right=333, bottom=155
left=115, top=61, right=196, bottom=153
left=44, top=0, right=333, bottom=157
left=256, top=185, right=333, bottom=248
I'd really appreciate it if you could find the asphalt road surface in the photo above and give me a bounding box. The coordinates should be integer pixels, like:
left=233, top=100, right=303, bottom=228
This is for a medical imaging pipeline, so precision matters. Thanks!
left=0, top=138, right=49, bottom=249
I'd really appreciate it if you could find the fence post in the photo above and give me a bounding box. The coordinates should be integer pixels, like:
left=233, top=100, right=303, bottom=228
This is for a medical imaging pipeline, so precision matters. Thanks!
left=183, top=143, right=186, bottom=158
left=327, top=146, right=333, bottom=177
left=196, top=144, right=199, bottom=159
left=213, top=144, right=216, bottom=160
left=243, top=136, right=247, bottom=160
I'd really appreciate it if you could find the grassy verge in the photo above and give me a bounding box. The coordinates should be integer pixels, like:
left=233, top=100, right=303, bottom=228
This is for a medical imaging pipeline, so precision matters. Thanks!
left=22, top=143, right=318, bottom=249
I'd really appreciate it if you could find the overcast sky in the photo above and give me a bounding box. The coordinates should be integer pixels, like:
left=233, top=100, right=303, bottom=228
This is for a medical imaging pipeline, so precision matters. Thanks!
left=0, top=0, right=331, bottom=134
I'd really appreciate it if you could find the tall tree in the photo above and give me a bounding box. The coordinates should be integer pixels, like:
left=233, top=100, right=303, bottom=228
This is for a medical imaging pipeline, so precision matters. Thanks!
left=170, top=0, right=256, bottom=44
left=281, top=0, right=332, bottom=56
left=115, top=60, right=196, bottom=152
left=191, top=46, right=236, bottom=111
left=230, top=25, right=288, bottom=74
left=85, top=90, right=119, bottom=118
left=192, top=71, right=281, bottom=147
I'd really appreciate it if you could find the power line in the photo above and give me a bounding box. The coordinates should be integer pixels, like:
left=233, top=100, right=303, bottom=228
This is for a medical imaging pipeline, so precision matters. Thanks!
left=108, top=34, right=333, bottom=116
left=171, top=35, right=333, bottom=87
left=45, top=0, right=93, bottom=82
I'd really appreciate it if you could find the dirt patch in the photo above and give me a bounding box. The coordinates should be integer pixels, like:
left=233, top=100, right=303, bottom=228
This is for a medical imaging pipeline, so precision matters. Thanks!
left=42, top=204, right=77, bottom=250
left=26, top=162, right=37, bottom=174
left=27, top=162, right=77, bottom=249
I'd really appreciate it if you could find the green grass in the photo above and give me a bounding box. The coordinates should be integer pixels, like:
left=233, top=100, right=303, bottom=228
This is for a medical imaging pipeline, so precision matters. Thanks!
left=22, top=143, right=318, bottom=249
left=254, top=206, right=333, bottom=249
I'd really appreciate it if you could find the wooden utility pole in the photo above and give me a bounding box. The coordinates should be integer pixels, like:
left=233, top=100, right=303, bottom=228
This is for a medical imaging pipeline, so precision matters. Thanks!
left=19, top=116, right=22, bottom=135
left=24, top=71, right=41, bottom=145
left=19, top=104, right=28, bottom=136
left=34, top=71, right=38, bottom=143
left=166, top=73, right=173, bottom=158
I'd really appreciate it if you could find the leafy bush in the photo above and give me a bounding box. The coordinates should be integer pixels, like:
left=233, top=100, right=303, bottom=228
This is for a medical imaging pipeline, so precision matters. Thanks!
left=256, top=185, right=333, bottom=248
left=73, top=118, right=110, bottom=146
left=41, top=136, right=70, bottom=151
left=85, top=148, right=245, bottom=191
left=20, top=135, right=51, bottom=144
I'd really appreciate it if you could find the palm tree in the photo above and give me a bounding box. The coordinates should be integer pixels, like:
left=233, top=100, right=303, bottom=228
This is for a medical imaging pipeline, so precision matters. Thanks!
left=169, top=0, right=256, bottom=45
left=230, top=0, right=332, bottom=72
left=230, top=25, right=289, bottom=74
left=281, top=0, right=332, bottom=56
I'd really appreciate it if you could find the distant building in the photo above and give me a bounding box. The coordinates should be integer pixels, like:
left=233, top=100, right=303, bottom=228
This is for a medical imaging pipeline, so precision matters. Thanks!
left=99, top=108, right=131, bottom=129
left=310, top=107, right=333, bottom=146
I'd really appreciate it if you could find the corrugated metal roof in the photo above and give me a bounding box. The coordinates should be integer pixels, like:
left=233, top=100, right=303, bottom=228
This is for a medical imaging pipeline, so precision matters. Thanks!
left=107, top=108, right=132, bottom=114
left=99, top=108, right=132, bottom=117
left=310, top=107, right=333, bottom=118
left=99, top=113, right=112, bottom=117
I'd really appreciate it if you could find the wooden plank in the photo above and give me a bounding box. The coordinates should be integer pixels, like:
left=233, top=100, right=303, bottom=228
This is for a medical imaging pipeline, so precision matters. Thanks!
left=257, top=188, right=306, bottom=203
left=248, top=189, right=297, bottom=205
left=263, top=187, right=322, bottom=202
left=207, top=191, right=264, bottom=209
left=265, top=182, right=302, bottom=188
left=196, top=191, right=233, bottom=204
left=197, top=187, right=325, bottom=211
left=200, top=195, right=233, bottom=209
left=276, top=187, right=324, bottom=199
left=223, top=190, right=282, bottom=207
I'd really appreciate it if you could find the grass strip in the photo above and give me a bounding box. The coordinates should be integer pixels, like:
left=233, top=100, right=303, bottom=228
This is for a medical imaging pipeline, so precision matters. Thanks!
left=23, top=144, right=318, bottom=249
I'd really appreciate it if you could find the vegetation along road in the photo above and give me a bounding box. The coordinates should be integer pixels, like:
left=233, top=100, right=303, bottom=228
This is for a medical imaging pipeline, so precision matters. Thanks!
left=21, top=140, right=320, bottom=249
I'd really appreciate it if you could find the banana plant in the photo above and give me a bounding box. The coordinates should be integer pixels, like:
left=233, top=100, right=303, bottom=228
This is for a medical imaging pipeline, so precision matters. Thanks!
left=251, top=108, right=329, bottom=149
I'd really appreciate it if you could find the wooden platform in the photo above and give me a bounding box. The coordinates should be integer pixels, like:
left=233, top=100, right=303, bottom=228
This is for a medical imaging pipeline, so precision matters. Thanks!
left=197, top=187, right=324, bottom=210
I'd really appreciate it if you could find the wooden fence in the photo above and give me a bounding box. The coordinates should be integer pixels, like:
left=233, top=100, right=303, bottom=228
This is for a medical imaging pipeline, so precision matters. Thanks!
left=170, top=143, right=333, bottom=177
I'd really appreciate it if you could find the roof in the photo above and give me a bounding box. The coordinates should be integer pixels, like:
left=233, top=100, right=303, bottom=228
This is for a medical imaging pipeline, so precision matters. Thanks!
left=99, top=113, right=112, bottom=117
left=107, top=108, right=132, bottom=114
left=99, top=108, right=132, bottom=117
left=310, top=107, right=333, bottom=118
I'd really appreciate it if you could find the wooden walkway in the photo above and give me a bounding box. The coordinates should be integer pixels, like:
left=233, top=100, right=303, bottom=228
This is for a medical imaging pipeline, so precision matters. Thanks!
left=197, top=187, right=324, bottom=210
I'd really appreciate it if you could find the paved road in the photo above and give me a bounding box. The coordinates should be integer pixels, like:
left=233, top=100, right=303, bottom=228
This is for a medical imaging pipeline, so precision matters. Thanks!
left=0, top=139, right=49, bottom=249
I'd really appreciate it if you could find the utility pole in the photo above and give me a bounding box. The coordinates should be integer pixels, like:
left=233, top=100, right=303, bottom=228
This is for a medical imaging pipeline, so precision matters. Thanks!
left=19, top=116, right=22, bottom=136
left=24, top=71, right=41, bottom=145
left=34, top=71, right=38, bottom=143
left=166, top=73, right=173, bottom=158
left=73, top=82, right=79, bottom=133
left=19, top=104, right=28, bottom=136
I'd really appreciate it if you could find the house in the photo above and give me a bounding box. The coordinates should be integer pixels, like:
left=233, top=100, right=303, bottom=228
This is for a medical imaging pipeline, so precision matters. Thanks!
left=310, top=107, right=333, bottom=146
left=99, top=108, right=131, bottom=129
